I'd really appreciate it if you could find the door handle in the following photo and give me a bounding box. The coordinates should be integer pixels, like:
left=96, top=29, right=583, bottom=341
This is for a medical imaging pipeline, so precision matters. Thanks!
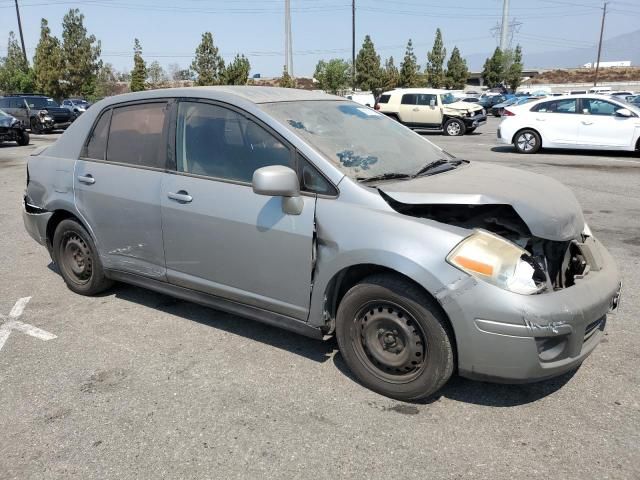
left=582, top=121, right=594, bottom=125
left=167, top=190, right=193, bottom=203
left=535, top=118, right=545, bottom=122
left=77, top=174, right=95, bottom=184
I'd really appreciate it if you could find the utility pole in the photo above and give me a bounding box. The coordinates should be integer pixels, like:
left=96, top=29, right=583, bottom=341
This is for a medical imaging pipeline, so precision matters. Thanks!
left=352, top=0, right=356, bottom=89
left=593, top=1, right=607, bottom=86
left=14, top=0, right=28, bottom=64
left=288, top=0, right=293, bottom=77
left=284, top=0, right=289, bottom=75
left=499, top=0, right=510, bottom=52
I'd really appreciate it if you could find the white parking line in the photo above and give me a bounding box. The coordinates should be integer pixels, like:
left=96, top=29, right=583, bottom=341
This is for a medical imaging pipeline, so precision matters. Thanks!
left=0, top=297, right=57, bottom=352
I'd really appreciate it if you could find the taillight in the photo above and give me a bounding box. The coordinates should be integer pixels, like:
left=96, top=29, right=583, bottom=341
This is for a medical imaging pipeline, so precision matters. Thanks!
left=503, top=109, right=515, bottom=116
left=374, top=103, right=380, bottom=111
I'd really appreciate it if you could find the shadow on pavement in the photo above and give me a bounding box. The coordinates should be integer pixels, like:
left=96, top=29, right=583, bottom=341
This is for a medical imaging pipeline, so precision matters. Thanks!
left=490, top=145, right=640, bottom=159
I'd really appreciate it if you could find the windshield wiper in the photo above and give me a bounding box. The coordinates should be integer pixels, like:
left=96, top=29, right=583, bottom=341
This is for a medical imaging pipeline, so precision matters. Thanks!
left=413, top=158, right=464, bottom=177
left=357, top=172, right=412, bottom=183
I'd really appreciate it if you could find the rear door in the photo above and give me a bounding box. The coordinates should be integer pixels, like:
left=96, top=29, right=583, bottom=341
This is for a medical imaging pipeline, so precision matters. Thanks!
left=578, top=98, right=640, bottom=148
left=398, top=93, right=417, bottom=124
left=530, top=98, right=581, bottom=145
left=74, top=101, right=170, bottom=279
left=412, top=93, right=441, bottom=127
left=160, top=100, right=316, bottom=320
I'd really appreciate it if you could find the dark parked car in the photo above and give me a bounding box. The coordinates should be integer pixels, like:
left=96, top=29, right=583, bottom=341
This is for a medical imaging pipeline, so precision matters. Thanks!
left=478, top=95, right=508, bottom=109
left=0, top=94, right=73, bottom=134
left=0, top=108, right=29, bottom=146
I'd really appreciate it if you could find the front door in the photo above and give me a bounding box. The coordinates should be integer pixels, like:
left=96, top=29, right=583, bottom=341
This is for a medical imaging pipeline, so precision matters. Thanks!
left=74, top=101, right=169, bottom=279
left=578, top=98, right=640, bottom=148
left=161, top=100, right=316, bottom=320
left=412, top=93, right=442, bottom=127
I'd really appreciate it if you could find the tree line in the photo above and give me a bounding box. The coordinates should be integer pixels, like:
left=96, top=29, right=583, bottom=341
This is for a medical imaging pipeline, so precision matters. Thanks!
left=0, top=8, right=253, bottom=100
left=312, top=30, right=523, bottom=95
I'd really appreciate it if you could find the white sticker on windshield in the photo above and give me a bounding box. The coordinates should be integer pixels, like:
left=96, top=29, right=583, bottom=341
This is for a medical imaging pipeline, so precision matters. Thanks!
left=357, top=107, right=379, bottom=116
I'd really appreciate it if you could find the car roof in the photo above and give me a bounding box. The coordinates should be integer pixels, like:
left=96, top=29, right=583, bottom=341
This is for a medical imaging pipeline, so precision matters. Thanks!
left=97, top=86, right=340, bottom=107
left=382, top=88, right=450, bottom=95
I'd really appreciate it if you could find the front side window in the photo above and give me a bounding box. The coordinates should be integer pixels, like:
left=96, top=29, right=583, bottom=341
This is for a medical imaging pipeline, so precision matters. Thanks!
left=176, top=101, right=291, bottom=183
left=533, top=99, right=577, bottom=113
left=25, top=97, right=59, bottom=109
left=417, top=94, right=437, bottom=106
left=378, top=94, right=391, bottom=104
left=582, top=99, right=618, bottom=116
left=106, top=102, right=167, bottom=168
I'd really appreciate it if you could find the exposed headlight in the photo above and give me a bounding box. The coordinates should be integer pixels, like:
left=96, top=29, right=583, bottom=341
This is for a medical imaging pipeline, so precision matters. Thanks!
left=44, top=115, right=53, bottom=121
left=38, top=109, right=48, bottom=116
left=447, top=230, right=547, bottom=295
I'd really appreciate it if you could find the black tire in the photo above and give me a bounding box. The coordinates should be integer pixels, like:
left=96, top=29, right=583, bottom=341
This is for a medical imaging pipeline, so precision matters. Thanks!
left=443, top=118, right=465, bottom=136
left=16, top=130, right=29, bottom=146
left=336, top=274, right=454, bottom=401
left=30, top=117, right=42, bottom=134
left=52, top=219, right=113, bottom=295
left=513, top=129, right=541, bottom=154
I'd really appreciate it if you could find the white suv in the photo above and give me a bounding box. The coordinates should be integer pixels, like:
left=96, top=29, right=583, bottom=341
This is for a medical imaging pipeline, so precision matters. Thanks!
left=498, top=94, right=640, bottom=154
left=376, top=88, right=486, bottom=136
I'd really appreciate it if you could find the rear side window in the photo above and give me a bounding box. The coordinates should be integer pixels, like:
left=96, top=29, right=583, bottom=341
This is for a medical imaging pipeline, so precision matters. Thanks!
left=532, top=99, right=577, bottom=113
left=378, top=94, right=391, bottom=104
left=85, top=109, right=112, bottom=160
left=0, top=98, right=8, bottom=108
left=106, top=103, right=167, bottom=168
left=401, top=94, right=417, bottom=105
left=176, top=101, right=291, bottom=183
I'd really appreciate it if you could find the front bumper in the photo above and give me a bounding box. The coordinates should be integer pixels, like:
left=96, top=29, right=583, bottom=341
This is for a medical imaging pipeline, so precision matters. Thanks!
left=22, top=197, right=52, bottom=246
left=463, top=113, right=487, bottom=129
left=439, top=236, right=621, bottom=383
left=0, top=126, right=24, bottom=142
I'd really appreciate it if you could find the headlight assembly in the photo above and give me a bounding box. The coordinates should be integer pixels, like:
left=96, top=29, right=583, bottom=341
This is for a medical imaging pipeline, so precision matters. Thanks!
left=447, top=230, right=547, bottom=295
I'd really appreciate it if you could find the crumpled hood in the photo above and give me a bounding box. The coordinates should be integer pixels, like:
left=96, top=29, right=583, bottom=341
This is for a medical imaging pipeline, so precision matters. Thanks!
left=0, top=116, right=18, bottom=127
left=379, top=162, right=585, bottom=241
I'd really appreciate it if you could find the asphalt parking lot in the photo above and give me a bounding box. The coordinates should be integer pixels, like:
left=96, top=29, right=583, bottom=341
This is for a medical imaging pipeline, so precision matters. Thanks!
left=1, top=117, right=639, bottom=479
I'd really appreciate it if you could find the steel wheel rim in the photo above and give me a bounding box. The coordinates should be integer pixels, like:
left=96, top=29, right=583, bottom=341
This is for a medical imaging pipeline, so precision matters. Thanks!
left=517, top=132, right=536, bottom=151
left=447, top=122, right=461, bottom=135
left=351, top=301, right=427, bottom=384
left=60, top=232, right=93, bottom=285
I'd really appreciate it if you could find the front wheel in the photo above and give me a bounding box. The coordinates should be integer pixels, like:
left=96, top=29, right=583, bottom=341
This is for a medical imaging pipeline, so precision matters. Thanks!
left=53, top=219, right=113, bottom=296
left=514, top=129, right=541, bottom=154
left=336, top=274, right=455, bottom=401
left=16, top=130, right=29, bottom=146
left=443, top=118, right=465, bottom=136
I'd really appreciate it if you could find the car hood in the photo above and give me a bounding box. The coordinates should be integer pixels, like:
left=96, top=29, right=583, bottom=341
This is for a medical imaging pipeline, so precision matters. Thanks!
left=0, top=115, right=18, bottom=127
left=444, top=101, right=483, bottom=112
left=379, top=162, right=585, bottom=241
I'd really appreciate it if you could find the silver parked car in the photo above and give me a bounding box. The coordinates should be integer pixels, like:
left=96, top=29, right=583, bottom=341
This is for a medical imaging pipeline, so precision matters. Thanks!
left=23, top=87, right=621, bottom=400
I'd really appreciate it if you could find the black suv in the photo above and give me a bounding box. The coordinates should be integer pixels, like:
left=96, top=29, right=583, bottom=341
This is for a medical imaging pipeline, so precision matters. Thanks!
left=0, top=94, right=73, bottom=133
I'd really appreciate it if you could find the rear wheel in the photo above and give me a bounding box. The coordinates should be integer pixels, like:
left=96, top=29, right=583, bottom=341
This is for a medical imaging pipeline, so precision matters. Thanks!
left=53, top=219, right=113, bottom=295
left=514, top=129, right=541, bottom=154
left=16, top=130, right=29, bottom=146
left=336, top=274, right=455, bottom=401
left=443, top=118, right=465, bottom=136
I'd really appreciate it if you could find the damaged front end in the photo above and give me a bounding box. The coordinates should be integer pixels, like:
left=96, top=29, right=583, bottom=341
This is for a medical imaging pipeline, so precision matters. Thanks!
left=381, top=194, right=593, bottom=294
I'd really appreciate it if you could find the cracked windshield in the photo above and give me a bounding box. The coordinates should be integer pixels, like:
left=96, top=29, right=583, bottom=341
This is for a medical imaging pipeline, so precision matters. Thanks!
left=262, top=100, right=450, bottom=180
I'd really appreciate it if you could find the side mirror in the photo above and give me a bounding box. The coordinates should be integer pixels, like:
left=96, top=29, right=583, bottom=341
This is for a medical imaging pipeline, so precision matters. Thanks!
left=252, top=165, right=303, bottom=215
left=615, top=108, right=633, bottom=118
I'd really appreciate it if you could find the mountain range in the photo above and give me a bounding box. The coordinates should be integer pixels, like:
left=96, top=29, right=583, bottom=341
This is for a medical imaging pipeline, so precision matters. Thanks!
left=464, top=28, right=640, bottom=71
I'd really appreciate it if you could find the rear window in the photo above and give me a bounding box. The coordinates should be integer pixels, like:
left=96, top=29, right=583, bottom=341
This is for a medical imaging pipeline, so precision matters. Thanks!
left=84, top=110, right=112, bottom=160
left=378, top=94, right=391, bottom=104
left=106, top=103, right=167, bottom=168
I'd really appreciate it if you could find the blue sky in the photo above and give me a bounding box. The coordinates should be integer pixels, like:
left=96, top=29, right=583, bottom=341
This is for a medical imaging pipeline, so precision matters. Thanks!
left=1, top=0, right=639, bottom=77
